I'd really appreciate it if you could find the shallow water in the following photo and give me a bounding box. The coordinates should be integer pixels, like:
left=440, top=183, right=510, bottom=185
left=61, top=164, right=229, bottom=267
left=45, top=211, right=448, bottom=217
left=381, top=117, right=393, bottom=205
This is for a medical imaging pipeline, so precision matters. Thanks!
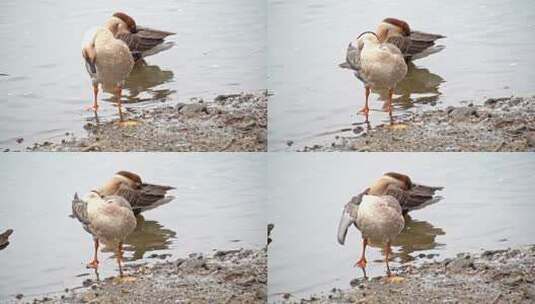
left=267, top=153, right=535, bottom=301
left=0, top=153, right=265, bottom=299
left=0, top=0, right=265, bottom=149
left=268, top=0, right=535, bottom=150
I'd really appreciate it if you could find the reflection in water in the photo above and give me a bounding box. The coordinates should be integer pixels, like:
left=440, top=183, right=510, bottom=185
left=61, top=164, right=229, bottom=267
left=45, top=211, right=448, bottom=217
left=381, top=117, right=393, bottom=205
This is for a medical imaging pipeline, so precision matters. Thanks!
left=368, top=215, right=445, bottom=263
left=122, top=62, right=175, bottom=104
left=123, top=215, right=177, bottom=261
left=375, top=63, right=445, bottom=109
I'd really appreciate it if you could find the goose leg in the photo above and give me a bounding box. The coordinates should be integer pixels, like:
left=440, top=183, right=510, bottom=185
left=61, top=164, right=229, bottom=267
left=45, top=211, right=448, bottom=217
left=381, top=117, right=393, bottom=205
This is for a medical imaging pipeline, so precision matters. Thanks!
left=86, top=239, right=99, bottom=269
left=116, top=242, right=124, bottom=277
left=358, top=86, right=371, bottom=123
left=385, top=241, right=392, bottom=277
left=354, top=237, right=368, bottom=269
left=115, top=86, right=124, bottom=121
left=92, top=83, right=99, bottom=111
left=386, top=88, right=394, bottom=125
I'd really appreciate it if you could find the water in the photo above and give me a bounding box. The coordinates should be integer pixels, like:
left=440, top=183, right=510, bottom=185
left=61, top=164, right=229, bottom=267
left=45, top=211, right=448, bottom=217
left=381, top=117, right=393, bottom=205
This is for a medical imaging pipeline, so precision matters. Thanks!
left=267, top=153, right=535, bottom=301
left=0, top=153, right=266, bottom=299
left=0, top=0, right=265, bottom=149
left=268, top=0, right=535, bottom=150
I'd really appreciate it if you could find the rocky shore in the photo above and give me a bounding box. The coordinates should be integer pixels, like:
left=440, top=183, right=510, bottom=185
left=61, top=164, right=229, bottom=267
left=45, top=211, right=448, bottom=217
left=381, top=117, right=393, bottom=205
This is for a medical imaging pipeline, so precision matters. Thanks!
left=279, top=245, right=535, bottom=304
left=301, top=96, right=535, bottom=152
left=19, top=247, right=266, bottom=304
left=27, top=91, right=267, bottom=152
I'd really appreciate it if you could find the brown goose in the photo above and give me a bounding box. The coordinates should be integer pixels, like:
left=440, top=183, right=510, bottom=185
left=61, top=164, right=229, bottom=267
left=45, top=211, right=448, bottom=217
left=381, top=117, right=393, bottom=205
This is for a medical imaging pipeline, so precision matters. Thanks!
left=105, top=12, right=175, bottom=62
left=72, top=192, right=137, bottom=276
left=375, top=18, right=445, bottom=62
left=93, top=171, right=175, bottom=215
left=82, top=27, right=134, bottom=119
left=340, top=32, right=407, bottom=124
left=337, top=172, right=443, bottom=276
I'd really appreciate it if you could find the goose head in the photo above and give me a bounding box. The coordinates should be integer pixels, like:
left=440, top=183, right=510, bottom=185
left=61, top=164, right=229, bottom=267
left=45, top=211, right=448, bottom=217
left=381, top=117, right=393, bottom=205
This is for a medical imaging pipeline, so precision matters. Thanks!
left=376, top=18, right=411, bottom=43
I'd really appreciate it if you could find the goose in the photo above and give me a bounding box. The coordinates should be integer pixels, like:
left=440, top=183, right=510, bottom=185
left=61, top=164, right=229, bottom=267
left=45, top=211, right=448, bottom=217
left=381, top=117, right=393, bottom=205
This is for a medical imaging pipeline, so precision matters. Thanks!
left=71, top=192, right=137, bottom=276
left=93, top=171, right=175, bottom=215
left=340, top=32, right=408, bottom=124
left=337, top=172, right=443, bottom=276
left=376, top=18, right=445, bottom=62
left=105, top=12, right=175, bottom=62
left=82, top=26, right=134, bottom=120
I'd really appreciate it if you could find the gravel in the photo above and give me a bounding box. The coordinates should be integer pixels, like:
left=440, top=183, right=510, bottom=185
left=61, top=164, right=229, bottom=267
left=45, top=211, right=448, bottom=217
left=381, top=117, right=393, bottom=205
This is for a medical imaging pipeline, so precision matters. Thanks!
left=27, top=91, right=267, bottom=152
left=277, top=245, right=535, bottom=304
left=300, top=95, right=535, bottom=152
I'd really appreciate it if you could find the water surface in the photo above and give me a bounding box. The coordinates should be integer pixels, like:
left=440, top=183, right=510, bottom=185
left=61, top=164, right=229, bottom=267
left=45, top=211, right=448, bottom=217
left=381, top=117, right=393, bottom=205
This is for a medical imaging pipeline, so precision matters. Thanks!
left=0, top=0, right=265, bottom=149
left=0, top=153, right=265, bottom=299
left=268, top=0, right=535, bottom=150
left=268, top=153, right=535, bottom=301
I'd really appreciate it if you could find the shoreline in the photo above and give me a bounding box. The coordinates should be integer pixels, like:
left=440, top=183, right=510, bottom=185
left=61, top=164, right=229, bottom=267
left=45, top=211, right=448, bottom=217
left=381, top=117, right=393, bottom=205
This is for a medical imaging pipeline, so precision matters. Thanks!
left=25, top=91, right=267, bottom=152
left=16, top=247, right=267, bottom=304
left=276, top=244, right=535, bottom=304
left=299, top=95, right=535, bottom=152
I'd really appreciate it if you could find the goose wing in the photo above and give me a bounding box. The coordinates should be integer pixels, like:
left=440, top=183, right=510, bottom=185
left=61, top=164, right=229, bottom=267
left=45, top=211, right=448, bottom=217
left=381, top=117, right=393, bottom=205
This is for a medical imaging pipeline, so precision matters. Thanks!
left=116, top=27, right=175, bottom=59
left=339, top=41, right=362, bottom=72
left=337, top=189, right=368, bottom=245
left=385, top=183, right=443, bottom=213
left=386, top=35, right=411, bottom=55
left=115, top=183, right=175, bottom=214
left=407, top=30, right=446, bottom=60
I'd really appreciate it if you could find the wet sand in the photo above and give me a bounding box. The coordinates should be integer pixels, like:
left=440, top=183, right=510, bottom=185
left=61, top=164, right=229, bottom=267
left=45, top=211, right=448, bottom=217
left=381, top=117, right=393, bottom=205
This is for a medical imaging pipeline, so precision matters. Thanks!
left=25, top=91, right=267, bottom=152
left=300, top=96, right=535, bottom=152
left=277, top=245, right=535, bottom=304
left=21, top=247, right=266, bottom=304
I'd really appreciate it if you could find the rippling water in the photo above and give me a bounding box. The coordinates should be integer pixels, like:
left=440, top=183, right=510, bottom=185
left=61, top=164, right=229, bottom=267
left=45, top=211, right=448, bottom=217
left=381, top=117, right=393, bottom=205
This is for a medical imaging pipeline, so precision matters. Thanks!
left=0, top=153, right=265, bottom=299
left=268, top=153, right=535, bottom=301
left=268, top=0, right=535, bottom=150
left=0, top=0, right=265, bottom=149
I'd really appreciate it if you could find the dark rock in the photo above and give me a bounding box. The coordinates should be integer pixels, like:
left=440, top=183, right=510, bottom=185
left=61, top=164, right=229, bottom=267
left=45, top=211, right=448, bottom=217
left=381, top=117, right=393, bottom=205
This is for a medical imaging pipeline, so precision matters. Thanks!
left=526, top=132, right=535, bottom=147
left=15, top=294, right=23, bottom=299
left=16, top=137, right=24, bottom=144
left=449, top=107, right=478, bottom=121
left=179, top=103, right=208, bottom=116
left=178, top=257, right=207, bottom=272
left=447, top=256, right=476, bottom=272
left=175, top=103, right=186, bottom=111
left=175, top=258, right=186, bottom=267
left=286, top=140, right=294, bottom=146
left=215, top=94, right=241, bottom=102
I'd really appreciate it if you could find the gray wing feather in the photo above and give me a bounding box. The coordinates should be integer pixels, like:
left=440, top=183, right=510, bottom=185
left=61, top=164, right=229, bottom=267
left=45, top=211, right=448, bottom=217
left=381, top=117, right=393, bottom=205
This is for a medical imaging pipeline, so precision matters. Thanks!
left=72, top=193, right=90, bottom=225
left=385, top=184, right=443, bottom=213
left=117, top=27, right=174, bottom=54
left=336, top=190, right=368, bottom=245
left=116, top=183, right=175, bottom=214
left=407, top=30, right=445, bottom=59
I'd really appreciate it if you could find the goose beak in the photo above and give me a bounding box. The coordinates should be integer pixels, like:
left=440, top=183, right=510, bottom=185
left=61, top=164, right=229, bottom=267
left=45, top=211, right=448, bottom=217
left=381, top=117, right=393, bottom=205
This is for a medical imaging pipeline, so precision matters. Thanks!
left=337, top=210, right=354, bottom=245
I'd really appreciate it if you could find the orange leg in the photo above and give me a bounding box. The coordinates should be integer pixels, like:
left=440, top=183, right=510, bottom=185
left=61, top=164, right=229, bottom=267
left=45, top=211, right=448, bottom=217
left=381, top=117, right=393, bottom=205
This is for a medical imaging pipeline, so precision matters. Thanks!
left=115, top=86, right=124, bottom=121
left=359, top=86, right=371, bottom=123
left=116, top=242, right=124, bottom=277
left=385, top=241, right=392, bottom=277
left=86, top=239, right=99, bottom=269
left=386, top=88, right=394, bottom=125
left=92, top=83, right=99, bottom=111
left=354, top=237, right=368, bottom=269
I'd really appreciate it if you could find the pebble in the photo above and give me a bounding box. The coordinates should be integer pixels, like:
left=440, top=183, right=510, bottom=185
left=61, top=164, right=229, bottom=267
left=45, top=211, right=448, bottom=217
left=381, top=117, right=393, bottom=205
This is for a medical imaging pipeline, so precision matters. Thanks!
left=526, top=132, right=535, bottom=147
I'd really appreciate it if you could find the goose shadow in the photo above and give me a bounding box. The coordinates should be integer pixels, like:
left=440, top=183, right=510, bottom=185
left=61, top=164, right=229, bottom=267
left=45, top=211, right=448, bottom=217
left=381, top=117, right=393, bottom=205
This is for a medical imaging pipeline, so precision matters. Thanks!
left=373, top=62, right=445, bottom=110
left=98, top=62, right=175, bottom=106
left=123, top=215, right=177, bottom=261
left=367, top=214, right=446, bottom=263
left=98, top=215, right=177, bottom=261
